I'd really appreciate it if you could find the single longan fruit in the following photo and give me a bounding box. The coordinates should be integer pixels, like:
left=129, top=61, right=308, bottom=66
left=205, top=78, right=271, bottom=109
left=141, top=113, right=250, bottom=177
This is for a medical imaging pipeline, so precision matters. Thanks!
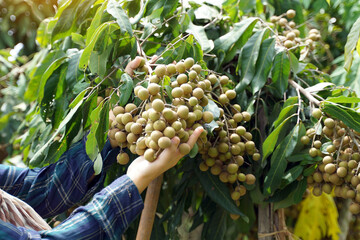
left=324, top=163, right=336, bottom=174
left=199, top=162, right=209, bottom=171
left=220, top=75, right=229, bottom=85
left=312, top=108, right=322, bottom=119
left=301, top=136, right=310, bottom=145
left=242, top=112, right=251, bottom=122
left=113, top=106, right=125, bottom=116
left=184, top=57, right=195, bottom=69
left=115, top=131, right=127, bottom=143
left=231, top=191, right=241, bottom=201
left=270, top=16, right=279, bottom=23
left=130, top=123, right=142, bottom=134
left=193, top=88, right=204, bottom=99
left=163, top=127, right=176, bottom=138
left=158, top=137, right=172, bottom=149
left=191, top=64, right=202, bottom=74
left=238, top=173, right=246, bottom=182
left=245, top=174, right=256, bottom=185
left=312, top=186, right=322, bottom=196
left=279, top=18, right=288, bottom=27
left=337, top=167, right=347, bottom=178
left=150, top=75, right=160, bottom=83
left=309, top=148, right=318, bottom=157
left=286, top=32, right=296, bottom=41
left=177, top=73, right=188, bottom=85
left=286, top=9, right=296, bottom=19
left=167, top=64, right=176, bottom=75
left=121, top=113, right=133, bottom=125
left=218, top=94, right=229, bottom=105
left=314, top=140, right=322, bottom=149
left=236, top=126, right=246, bottom=136
left=125, top=103, right=137, bottom=113
left=324, top=118, right=335, bottom=128
left=179, top=143, right=191, bottom=155
left=202, top=111, right=214, bottom=123
left=172, top=87, right=184, bottom=98
left=144, top=148, right=156, bottom=162
left=253, top=153, right=261, bottom=161
left=227, top=163, right=239, bottom=174
left=188, top=70, right=197, bottom=80
left=138, top=88, right=149, bottom=101
left=152, top=99, right=165, bottom=112
left=117, top=152, right=130, bottom=165
left=225, top=90, right=236, bottom=100
left=148, top=83, right=160, bottom=95
left=350, top=203, right=360, bottom=214
left=176, top=62, right=186, bottom=73
left=155, top=65, right=166, bottom=78
left=177, top=105, right=189, bottom=119
left=284, top=40, right=294, bottom=48
left=207, top=74, right=218, bottom=85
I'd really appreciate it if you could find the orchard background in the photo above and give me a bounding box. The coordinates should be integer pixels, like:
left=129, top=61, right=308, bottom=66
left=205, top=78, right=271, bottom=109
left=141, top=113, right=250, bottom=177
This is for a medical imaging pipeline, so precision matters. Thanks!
left=2, top=0, right=360, bottom=239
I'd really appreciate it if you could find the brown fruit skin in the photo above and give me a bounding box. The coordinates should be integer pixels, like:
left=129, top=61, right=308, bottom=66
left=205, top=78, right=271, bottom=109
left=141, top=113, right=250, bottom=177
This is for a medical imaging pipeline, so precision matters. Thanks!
left=350, top=203, right=360, bottom=214
left=117, top=152, right=130, bottom=165
left=179, top=143, right=191, bottom=155
left=245, top=174, right=256, bottom=185
left=144, top=149, right=156, bottom=162
left=202, top=111, right=214, bottom=123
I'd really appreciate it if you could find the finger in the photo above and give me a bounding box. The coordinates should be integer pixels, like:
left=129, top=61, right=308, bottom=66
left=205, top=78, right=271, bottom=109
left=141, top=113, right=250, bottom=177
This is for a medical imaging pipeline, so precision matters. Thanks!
left=170, top=136, right=181, bottom=149
left=186, top=127, right=204, bottom=148
left=125, top=57, right=142, bottom=75
left=150, top=55, right=158, bottom=64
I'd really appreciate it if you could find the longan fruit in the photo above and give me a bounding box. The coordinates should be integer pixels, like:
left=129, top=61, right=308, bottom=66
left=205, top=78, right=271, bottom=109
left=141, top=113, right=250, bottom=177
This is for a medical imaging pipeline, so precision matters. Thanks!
left=158, top=137, right=172, bottom=149
left=117, top=152, right=130, bottom=165
left=179, top=143, right=191, bottom=155
left=184, top=57, right=194, bottom=69
left=113, top=106, right=125, bottom=116
left=286, top=9, right=296, bottom=19
left=155, top=65, right=166, bottom=78
left=176, top=62, right=186, bottom=73
left=144, top=148, right=156, bottom=162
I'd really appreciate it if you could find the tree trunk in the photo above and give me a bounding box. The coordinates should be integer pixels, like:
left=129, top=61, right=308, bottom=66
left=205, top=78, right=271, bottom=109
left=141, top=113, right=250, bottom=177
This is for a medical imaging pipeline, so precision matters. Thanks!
left=258, top=203, right=274, bottom=240
left=338, top=199, right=352, bottom=240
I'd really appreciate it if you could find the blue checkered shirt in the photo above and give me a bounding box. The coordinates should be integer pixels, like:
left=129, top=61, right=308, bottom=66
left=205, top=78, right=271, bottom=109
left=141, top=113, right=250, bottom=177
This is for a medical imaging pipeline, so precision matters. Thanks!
left=0, top=137, right=144, bottom=239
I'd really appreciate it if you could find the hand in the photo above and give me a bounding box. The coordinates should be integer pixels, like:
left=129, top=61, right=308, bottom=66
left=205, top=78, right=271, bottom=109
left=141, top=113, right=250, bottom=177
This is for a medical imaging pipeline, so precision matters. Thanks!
left=127, top=127, right=204, bottom=193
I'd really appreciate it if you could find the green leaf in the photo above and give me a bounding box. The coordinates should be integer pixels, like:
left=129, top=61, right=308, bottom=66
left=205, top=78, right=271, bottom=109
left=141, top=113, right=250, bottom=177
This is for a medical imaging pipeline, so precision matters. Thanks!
left=25, top=50, right=66, bottom=101
left=96, top=101, right=110, bottom=151
left=203, top=99, right=220, bottom=120
left=322, top=102, right=360, bottom=133
left=213, top=17, right=258, bottom=54
left=194, top=164, right=249, bottom=222
left=262, top=114, right=295, bottom=163
left=51, top=0, right=82, bottom=42
left=326, top=96, right=360, bottom=103
left=272, top=97, right=298, bottom=129
left=119, top=73, right=134, bottom=106
left=30, top=99, right=84, bottom=166
left=236, top=29, right=269, bottom=92
left=263, top=124, right=301, bottom=196
left=251, top=37, right=276, bottom=94
left=203, top=207, right=226, bottom=240
left=93, top=153, right=103, bottom=175
left=86, top=1, right=108, bottom=45
left=204, top=120, right=219, bottom=135
left=66, top=49, right=83, bottom=88
left=189, top=143, right=198, bottom=158
left=36, top=18, right=56, bottom=47
left=273, top=178, right=307, bottom=210
left=79, top=22, right=119, bottom=70
left=38, top=56, right=68, bottom=102
left=344, top=17, right=360, bottom=71
left=282, top=165, right=304, bottom=185
left=271, top=51, right=291, bottom=96
left=0, top=113, right=15, bottom=131
left=186, top=22, right=214, bottom=53
left=107, top=0, right=133, bottom=36
left=86, top=102, right=103, bottom=161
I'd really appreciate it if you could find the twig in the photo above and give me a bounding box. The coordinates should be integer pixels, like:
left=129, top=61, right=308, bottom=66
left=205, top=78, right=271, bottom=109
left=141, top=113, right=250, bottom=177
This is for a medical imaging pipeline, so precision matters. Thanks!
left=288, top=79, right=320, bottom=106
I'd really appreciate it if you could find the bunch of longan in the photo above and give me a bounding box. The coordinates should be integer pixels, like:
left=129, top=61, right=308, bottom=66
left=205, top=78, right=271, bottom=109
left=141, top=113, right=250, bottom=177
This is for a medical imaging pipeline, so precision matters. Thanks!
left=108, top=57, right=259, bottom=207
left=303, top=108, right=360, bottom=214
left=269, top=9, right=320, bottom=57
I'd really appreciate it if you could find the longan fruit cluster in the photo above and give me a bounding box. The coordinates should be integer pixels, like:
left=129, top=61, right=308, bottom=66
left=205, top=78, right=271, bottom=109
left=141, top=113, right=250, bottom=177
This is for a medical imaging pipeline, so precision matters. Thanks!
left=108, top=57, right=259, bottom=208
left=269, top=9, right=320, bottom=57
left=303, top=108, right=360, bottom=214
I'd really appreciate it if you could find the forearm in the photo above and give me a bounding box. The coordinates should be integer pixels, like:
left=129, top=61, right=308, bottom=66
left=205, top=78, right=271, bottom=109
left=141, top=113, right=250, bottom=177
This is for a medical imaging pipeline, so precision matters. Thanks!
left=0, top=175, right=143, bottom=240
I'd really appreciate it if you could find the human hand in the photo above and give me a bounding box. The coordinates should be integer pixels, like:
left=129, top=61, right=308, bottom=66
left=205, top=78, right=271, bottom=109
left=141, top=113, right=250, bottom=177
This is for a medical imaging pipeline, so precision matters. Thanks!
left=127, top=127, right=204, bottom=193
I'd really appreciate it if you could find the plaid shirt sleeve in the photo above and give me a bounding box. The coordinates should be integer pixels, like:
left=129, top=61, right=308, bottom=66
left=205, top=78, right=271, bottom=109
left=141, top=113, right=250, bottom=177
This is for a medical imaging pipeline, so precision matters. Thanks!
left=0, top=135, right=120, bottom=218
left=0, top=175, right=144, bottom=240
